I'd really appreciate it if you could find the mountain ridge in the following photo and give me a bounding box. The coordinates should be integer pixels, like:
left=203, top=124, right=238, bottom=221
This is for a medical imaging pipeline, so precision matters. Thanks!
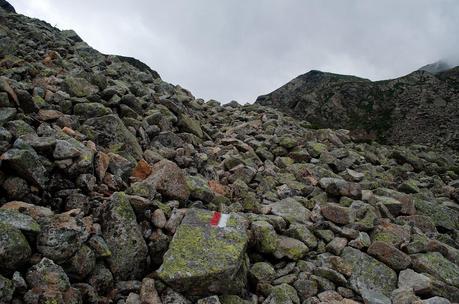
left=256, top=65, right=459, bottom=149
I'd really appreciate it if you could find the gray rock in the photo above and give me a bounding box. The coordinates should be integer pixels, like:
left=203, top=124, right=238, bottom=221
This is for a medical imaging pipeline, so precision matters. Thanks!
left=269, top=197, right=311, bottom=224
left=341, top=246, right=397, bottom=304
left=102, top=192, right=148, bottom=280
left=0, top=148, right=48, bottom=188
left=319, top=177, right=362, bottom=199
left=0, top=208, right=40, bottom=232
left=411, top=252, right=459, bottom=288
left=82, top=114, right=143, bottom=161
left=0, top=222, right=31, bottom=270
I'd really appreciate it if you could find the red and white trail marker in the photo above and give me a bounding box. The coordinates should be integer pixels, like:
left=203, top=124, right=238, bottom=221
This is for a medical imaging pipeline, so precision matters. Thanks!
left=210, top=211, right=230, bottom=228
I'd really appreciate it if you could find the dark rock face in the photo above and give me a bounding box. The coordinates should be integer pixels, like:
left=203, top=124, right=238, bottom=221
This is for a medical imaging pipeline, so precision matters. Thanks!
left=0, top=0, right=15, bottom=13
left=0, top=6, right=458, bottom=304
left=256, top=69, right=459, bottom=149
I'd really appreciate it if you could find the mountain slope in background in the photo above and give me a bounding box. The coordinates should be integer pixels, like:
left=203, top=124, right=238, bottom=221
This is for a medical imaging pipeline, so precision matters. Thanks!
left=256, top=66, right=459, bottom=149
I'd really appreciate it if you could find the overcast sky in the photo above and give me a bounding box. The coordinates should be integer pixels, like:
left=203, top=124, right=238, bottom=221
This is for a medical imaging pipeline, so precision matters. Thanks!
left=12, top=0, right=459, bottom=103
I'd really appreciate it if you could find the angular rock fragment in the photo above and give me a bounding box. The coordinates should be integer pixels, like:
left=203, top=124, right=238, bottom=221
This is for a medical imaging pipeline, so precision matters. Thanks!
left=102, top=192, right=148, bottom=280
left=0, top=148, right=48, bottom=188
left=158, top=208, right=248, bottom=296
left=341, top=246, right=397, bottom=304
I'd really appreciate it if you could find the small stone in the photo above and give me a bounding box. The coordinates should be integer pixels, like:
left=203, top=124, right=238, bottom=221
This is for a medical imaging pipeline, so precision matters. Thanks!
left=131, top=159, right=153, bottom=181
left=140, top=278, right=161, bottom=304
left=319, top=177, right=362, bottom=199
left=269, top=197, right=311, bottom=224
left=164, top=208, right=187, bottom=234
left=252, top=221, right=279, bottom=254
left=367, top=241, right=411, bottom=270
left=321, top=203, right=353, bottom=225
left=274, top=235, right=309, bottom=260
left=317, top=290, right=343, bottom=302
left=0, top=274, right=14, bottom=303
left=197, top=295, right=222, bottom=304
left=53, top=139, right=81, bottom=159
left=263, top=283, right=300, bottom=304
left=293, top=278, right=318, bottom=301
left=398, top=269, right=432, bottom=294
left=391, top=287, right=420, bottom=304
left=151, top=209, right=167, bottom=228
left=326, top=237, right=348, bottom=255
left=249, top=262, right=276, bottom=284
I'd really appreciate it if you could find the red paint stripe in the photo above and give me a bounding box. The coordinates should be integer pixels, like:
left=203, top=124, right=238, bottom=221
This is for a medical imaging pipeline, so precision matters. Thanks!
left=210, top=211, right=221, bottom=226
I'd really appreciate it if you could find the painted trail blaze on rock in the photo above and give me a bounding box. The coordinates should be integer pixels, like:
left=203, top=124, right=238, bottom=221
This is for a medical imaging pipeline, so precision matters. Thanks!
left=158, top=208, right=248, bottom=296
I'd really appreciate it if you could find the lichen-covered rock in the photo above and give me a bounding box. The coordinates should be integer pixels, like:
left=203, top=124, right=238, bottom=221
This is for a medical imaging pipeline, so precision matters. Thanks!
left=158, top=208, right=248, bottom=296
left=341, top=246, right=397, bottom=304
left=249, top=262, right=275, bottom=284
left=251, top=220, right=278, bottom=254
left=63, top=76, right=98, bottom=97
left=187, top=175, right=215, bottom=203
left=411, top=252, right=459, bottom=288
left=319, top=177, right=362, bottom=199
left=25, top=257, right=72, bottom=302
left=0, top=222, right=31, bottom=270
left=37, top=210, right=88, bottom=263
left=178, top=113, right=204, bottom=138
left=274, top=235, right=309, bottom=260
left=0, top=148, right=48, bottom=188
left=0, top=208, right=40, bottom=232
left=268, top=197, right=311, bottom=224
left=0, top=274, right=14, bottom=303
left=263, top=283, right=300, bottom=304
left=414, top=199, right=457, bottom=231
left=82, top=114, right=143, bottom=161
left=101, top=192, right=148, bottom=280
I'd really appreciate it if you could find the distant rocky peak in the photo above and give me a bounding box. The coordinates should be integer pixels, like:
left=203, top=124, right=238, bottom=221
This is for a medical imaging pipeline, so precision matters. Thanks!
left=418, top=60, right=453, bottom=74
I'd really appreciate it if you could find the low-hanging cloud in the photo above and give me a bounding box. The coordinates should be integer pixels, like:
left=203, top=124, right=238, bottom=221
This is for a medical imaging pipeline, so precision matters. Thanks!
left=12, top=0, right=459, bottom=103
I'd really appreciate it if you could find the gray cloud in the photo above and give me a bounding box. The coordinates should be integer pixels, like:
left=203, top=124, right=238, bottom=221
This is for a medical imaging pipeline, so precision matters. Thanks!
left=13, top=0, right=459, bottom=103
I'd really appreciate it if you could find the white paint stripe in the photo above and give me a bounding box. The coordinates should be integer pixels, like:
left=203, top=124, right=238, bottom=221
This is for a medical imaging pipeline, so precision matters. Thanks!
left=217, top=214, right=230, bottom=228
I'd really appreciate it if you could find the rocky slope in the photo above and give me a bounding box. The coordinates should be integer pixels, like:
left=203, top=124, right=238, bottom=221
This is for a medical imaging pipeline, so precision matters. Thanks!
left=1, top=4, right=459, bottom=304
left=255, top=67, right=459, bottom=149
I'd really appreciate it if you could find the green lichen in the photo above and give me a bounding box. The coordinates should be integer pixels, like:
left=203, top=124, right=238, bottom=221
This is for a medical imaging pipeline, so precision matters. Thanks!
left=112, top=192, right=135, bottom=221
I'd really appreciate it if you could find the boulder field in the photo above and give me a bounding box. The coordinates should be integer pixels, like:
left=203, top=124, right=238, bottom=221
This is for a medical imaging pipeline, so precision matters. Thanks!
left=1, top=4, right=459, bottom=304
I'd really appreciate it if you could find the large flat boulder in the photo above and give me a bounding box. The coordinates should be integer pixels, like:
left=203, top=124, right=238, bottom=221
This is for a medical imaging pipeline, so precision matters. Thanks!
left=158, top=208, right=248, bottom=296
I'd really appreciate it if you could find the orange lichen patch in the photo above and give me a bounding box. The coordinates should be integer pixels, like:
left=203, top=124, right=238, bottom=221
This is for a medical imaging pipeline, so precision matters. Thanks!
left=208, top=180, right=227, bottom=196
left=131, top=159, right=152, bottom=181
